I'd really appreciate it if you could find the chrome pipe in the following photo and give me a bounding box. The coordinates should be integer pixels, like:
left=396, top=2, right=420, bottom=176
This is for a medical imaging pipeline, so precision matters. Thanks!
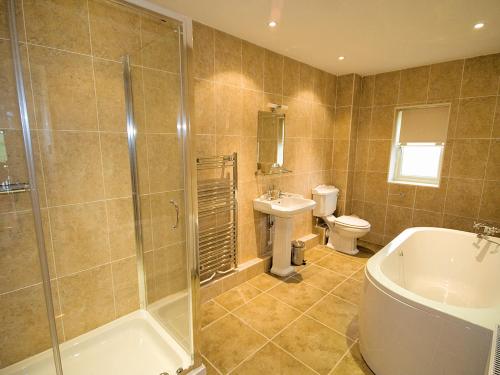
left=7, top=1, right=63, bottom=373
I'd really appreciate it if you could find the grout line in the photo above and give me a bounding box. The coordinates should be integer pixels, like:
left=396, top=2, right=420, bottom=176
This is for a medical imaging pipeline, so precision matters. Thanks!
left=327, top=339, right=359, bottom=375
left=201, top=355, right=223, bottom=375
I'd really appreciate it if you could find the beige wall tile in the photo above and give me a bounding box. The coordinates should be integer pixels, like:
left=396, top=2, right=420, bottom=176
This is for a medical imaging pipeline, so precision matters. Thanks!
left=112, top=256, right=139, bottom=317
left=385, top=205, right=412, bottom=236
left=283, top=57, right=300, bottom=98
left=325, top=73, right=337, bottom=107
left=264, top=50, right=283, bottom=95
left=215, top=84, right=243, bottom=136
left=88, top=0, right=141, bottom=63
left=449, top=139, right=489, bottom=179
left=143, top=69, right=180, bottom=134
left=334, top=107, right=352, bottom=139
left=428, top=60, right=464, bottom=100
left=336, top=74, right=354, bottom=107
left=313, top=69, right=328, bottom=104
left=367, top=140, right=390, bottom=172
left=242, top=90, right=262, bottom=137
left=363, top=172, right=388, bottom=204
left=370, top=106, right=395, bottom=139
left=444, top=178, right=482, bottom=217
left=398, top=66, right=429, bottom=104
left=357, top=108, right=371, bottom=140
left=299, top=63, right=314, bottom=100
left=29, top=46, right=97, bottom=131
left=147, top=133, right=183, bottom=193
left=50, top=201, right=109, bottom=276
left=141, top=15, right=179, bottom=73
left=333, top=140, right=349, bottom=170
left=412, top=209, right=443, bottom=227
left=461, top=54, right=500, bottom=98
left=24, top=0, right=90, bottom=53
left=100, top=132, right=132, bottom=199
left=387, top=183, right=416, bottom=208
left=192, top=22, right=214, bottom=79
left=242, top=41, right=264, bottom=91
left=479, top=181, right=499, bottom=221
left=374, top=71, right=400, bottom=105
left=107, top=197, right=135, bottom=261
left=455, top=96, right=496, bottom=138
left=443, top=214, right=475, bottom=232
left=360, top=76, right=375, bottom=107
left=93, top=59, right=126, bottom=132
left=486, top=139, right=500, bottom=180
left=414, top=178, right=448, bottom=212
left=214, top=30, right=241, bottom=86
left=0, top=211, right=43, bottom=294
left=39, top=130, right=104, bottom=205
left=59, top=264, right=115, bottom=339
left=363, top=202, right=386, bottom=233
left=193, top=79, right=216, bottom=135
left=0, top=284, right=53, bottom=367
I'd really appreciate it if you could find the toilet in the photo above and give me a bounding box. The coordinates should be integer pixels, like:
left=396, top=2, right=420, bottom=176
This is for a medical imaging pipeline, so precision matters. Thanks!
left=312, top=185, right=371, bottom=255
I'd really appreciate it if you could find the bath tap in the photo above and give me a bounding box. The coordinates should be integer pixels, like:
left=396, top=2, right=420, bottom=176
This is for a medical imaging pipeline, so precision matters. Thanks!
left=473, top=222, right=500, bottom=237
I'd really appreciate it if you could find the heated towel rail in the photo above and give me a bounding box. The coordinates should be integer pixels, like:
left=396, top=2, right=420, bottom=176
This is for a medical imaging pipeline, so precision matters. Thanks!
left=197, top=153, right=238, bottom=283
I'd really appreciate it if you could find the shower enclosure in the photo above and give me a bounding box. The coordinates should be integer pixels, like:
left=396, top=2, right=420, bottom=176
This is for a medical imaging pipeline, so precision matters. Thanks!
left=0, top=0, right=201, bottom=374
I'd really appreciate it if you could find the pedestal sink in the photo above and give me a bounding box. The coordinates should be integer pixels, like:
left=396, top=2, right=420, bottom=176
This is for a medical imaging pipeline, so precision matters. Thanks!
left=253, top=193, right=316, bottom=276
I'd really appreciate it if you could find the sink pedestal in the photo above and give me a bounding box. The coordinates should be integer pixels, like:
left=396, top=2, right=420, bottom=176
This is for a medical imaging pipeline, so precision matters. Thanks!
left=270, top=216, right=295, bottom=277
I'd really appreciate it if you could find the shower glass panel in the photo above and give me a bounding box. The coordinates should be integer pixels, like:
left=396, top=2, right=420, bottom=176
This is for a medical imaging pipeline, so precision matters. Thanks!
left=0, top=1, right=57, bottom=372
left=1, top=0, right=197, bottom=374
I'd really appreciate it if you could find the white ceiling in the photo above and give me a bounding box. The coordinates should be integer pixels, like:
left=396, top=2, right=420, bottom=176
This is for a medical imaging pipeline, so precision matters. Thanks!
left=150, top=0, right=500, bottom=75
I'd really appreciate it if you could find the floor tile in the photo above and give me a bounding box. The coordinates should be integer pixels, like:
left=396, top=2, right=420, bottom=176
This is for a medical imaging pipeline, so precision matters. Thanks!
left=273, top=315, right=353, bottom=375
left=305, top=247, right=330, bottom=263
left=330, top=343, right=375, bottom=375
left=233, top=293, right=300, bottom=338
left=351, top=268, right=365, bottom=282
left=231, top=342, right=316, bottom=375
left=201, top=300, right=228, bottom=327
left=267, top=278, right=326, bottom=312
left=294, top=264, right=346, bottom=292
left=331, top=279, right=363, bottom=305
left=316, top=254, right=363, bottom=276
left=307, top=294, right=359, bottom=339
left=247, top=272, right=282, bottom=291
left=214, top=283, right=261, bottom=311
left=201, top=314, right=267, bottom=373
left=202, top=355, right=221, bottom=375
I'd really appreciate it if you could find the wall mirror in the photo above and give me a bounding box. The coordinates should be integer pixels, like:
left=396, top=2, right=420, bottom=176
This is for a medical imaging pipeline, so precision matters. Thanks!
left=256, top=110, right=289, bottom=175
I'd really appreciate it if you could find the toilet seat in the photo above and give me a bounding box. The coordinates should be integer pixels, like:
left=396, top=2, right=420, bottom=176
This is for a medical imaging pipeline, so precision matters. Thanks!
left=332, top=215, right=370, bottom=229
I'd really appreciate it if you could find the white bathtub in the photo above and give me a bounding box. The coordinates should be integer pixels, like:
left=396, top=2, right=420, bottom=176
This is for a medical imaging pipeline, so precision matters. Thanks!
left=359, top=227, right=499, bottom=375
left=0, top=310, right=192, bottom=375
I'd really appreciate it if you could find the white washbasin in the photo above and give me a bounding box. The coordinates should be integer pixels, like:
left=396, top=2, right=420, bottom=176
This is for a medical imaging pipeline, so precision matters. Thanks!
left=253, top=193, right=316, bottom=218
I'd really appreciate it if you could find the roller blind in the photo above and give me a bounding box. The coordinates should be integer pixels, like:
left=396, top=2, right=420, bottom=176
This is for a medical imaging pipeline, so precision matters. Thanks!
left=398, top=105, right=450, bottom=143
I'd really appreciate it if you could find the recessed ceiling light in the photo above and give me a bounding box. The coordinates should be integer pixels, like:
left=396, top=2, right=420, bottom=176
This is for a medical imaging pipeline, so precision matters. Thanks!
left=268, top=20, right=277, bottom=28
left=474, top=22, right=485, bottom=29
left=338, top=56, right=345, bottom=61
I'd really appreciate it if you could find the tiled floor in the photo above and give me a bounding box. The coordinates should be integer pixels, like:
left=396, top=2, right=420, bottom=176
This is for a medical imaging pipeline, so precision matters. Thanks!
left=200, top=245, right=375, bottom=375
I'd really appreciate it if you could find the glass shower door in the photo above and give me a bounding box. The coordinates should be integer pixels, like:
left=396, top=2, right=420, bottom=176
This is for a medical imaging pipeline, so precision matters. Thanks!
left=0, top=0, right=59, bottom=372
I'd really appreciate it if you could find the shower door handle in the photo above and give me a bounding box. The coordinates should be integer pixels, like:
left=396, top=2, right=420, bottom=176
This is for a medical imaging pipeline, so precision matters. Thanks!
left=169, top=200, right=179, bottom=229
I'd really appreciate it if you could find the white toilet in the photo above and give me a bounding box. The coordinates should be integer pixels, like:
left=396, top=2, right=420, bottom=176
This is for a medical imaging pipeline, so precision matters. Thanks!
left=312, top=185, right=371, bottom=255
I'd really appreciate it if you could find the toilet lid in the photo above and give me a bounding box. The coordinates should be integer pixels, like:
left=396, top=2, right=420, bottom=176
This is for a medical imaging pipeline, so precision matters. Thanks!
left=335, top=215, right=370, bottom=229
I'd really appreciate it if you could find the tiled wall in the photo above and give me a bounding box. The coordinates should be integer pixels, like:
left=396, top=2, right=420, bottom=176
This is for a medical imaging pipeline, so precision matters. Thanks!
left=349, top=54, right=500, bottom=246
left=192, top=22, right=338, bottom=263
left=0, top=0, right=186, bottom=367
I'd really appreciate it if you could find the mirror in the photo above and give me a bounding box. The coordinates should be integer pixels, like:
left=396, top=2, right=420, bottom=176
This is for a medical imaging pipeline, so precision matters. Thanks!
left=257, top=110, right=289, bottom=175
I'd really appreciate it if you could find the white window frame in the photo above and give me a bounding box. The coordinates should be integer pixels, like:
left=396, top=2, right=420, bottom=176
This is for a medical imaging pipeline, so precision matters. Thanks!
left=388, top=104, right=450, bottom=188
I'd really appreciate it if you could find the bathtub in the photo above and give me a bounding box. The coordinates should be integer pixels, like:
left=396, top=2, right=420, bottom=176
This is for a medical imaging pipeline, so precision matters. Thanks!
left=359, top=227, right=499, bottom=375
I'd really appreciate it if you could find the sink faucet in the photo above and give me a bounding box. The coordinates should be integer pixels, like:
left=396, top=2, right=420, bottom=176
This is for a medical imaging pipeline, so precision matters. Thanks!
left=473, top=222, right=500, bottom=238
left=267, top=184, right=281, bottom=200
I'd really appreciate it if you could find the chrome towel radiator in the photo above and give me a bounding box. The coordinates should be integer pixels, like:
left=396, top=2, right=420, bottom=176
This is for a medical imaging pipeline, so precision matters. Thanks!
left=196, top=153, right=238, bottom=283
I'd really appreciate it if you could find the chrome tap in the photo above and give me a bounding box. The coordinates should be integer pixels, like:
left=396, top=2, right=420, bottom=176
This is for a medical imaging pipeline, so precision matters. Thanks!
left=473, top=222, right=500, bottom=238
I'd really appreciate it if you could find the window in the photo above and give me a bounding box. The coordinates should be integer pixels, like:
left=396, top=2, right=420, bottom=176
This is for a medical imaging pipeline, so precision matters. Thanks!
left=389, top=105, right=450, bottom=187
